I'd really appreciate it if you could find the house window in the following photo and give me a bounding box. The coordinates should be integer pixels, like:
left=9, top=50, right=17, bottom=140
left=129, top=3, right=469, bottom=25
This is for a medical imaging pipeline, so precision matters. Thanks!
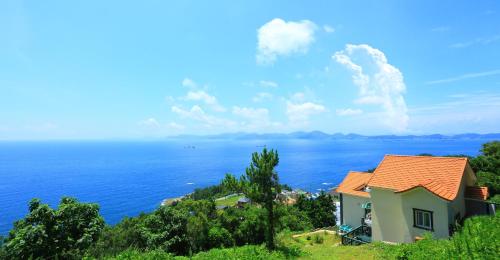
left=413, top=208, right=433, bottom=230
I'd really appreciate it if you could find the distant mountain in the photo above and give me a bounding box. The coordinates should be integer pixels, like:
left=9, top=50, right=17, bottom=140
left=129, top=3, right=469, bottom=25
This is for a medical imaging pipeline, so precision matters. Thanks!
left=166, top=131, right=500, bottom=141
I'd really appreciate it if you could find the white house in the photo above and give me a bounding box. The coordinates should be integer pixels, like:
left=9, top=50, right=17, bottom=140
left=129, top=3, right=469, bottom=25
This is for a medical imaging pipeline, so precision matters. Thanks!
left=336, top=155, right=493, bottom=244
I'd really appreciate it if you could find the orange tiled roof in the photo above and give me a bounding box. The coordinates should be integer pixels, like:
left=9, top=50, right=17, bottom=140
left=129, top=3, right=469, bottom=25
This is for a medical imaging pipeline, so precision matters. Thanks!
left=465, top=186, right=489, bottom=201
left=367, top=155, right=468, bottom=201
left=336, top=171, right=371, bottom=198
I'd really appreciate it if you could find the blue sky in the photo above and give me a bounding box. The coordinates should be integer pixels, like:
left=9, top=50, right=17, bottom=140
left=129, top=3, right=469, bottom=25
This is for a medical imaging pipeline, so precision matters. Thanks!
left=1, top=0, right=500, bottom=139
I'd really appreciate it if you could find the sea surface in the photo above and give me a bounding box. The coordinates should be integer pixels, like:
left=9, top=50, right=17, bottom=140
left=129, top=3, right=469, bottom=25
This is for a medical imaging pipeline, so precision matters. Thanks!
left=0, top=138, right=493, bottom=234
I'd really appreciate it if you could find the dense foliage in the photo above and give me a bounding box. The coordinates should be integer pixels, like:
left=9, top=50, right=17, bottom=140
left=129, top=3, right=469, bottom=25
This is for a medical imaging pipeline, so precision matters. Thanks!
left=86, top=200, right=311, bottom=258
left=469, top=141, right=500, bottom=199
left=295, top=192, right=336, bottom=228
left=93, top=245, right=289, bottom=260
left=380, top=213, right=500, bottom=259
left=1, top=197, right=104, bottom=259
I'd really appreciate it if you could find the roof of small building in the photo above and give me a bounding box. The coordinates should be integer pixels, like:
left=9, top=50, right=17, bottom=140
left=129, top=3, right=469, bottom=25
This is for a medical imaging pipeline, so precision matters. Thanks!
left=335, top=171, right=371, bottom=198
left=465, top=186, right=489, bottom=201
left=238, top=197, right=251, bottom=203
left=368, top=155, right=469, bottom=201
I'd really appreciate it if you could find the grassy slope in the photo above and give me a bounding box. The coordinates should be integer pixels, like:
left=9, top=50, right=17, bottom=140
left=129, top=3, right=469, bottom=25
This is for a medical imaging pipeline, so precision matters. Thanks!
left=102, top=232, right=382, bottom=260
left=215, top=195, right=244, bottom=207
left=282, top=231, right=381, bottom=260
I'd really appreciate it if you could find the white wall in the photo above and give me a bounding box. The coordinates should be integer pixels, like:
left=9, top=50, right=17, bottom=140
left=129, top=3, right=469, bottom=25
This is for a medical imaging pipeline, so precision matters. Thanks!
left=335, top=201, right=341, bottom=226
left=371, top=187, right=451, bottom=243
left=341, top=194, right=370, bottom=228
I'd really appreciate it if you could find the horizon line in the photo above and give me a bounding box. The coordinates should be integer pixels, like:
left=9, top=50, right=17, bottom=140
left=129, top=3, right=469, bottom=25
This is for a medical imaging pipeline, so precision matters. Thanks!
left=0, top=131, right=499, bottom=142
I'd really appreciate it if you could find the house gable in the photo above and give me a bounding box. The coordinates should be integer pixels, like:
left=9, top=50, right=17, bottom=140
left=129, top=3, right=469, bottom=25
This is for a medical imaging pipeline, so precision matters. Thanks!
left=371, top=186, right=450, bottom=243
left=367, top=155, right=469, bottom=201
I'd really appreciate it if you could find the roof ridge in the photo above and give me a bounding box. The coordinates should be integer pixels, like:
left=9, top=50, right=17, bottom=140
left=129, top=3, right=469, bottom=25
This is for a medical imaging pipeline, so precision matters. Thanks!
left=348, top=171, right=371, bottom=174
left=384, top=154, right=468, bottom=160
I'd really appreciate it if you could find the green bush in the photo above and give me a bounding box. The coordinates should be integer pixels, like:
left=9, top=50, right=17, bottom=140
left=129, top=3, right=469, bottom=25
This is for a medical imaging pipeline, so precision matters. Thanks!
left=87, top=214, right=148, bottom=258
left=89, top=249, right=180, bottom=260
left=313, top=234, right=324, bottom=244
left=380, top=213, right=500, bottom=259
left=2, top=197, right=104, bottom=260
left=190, top=245, right=285, bottom=260
left=276, top=204, right=313, bottom=232
left=208, top=226, right=234, bottom=248
left=295, top=192, right=336, bottom=228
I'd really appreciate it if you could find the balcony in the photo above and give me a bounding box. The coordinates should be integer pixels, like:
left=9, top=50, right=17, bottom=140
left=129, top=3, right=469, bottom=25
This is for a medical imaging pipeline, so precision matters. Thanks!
left=341, top=224, right=372, bottom=245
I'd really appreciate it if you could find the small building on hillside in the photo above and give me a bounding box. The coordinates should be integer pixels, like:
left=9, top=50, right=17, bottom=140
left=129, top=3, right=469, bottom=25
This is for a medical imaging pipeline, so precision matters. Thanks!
left=336, top=155, right=494, bottom=244
left=237, top=197, right=251, bottom=207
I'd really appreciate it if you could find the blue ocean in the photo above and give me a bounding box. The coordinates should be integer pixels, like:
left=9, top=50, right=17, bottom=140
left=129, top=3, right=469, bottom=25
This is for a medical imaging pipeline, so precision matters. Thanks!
left=0, top=138, right=493, bottom=234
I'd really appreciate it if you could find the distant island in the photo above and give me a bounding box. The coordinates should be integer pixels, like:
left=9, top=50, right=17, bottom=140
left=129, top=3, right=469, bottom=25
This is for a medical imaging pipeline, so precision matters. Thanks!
left=166, top=131, right=500, bottom=141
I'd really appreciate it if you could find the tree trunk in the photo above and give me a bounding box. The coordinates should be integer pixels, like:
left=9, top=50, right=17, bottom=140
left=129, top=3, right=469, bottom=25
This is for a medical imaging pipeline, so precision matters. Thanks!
left=266, top=201, right=275, bottom=250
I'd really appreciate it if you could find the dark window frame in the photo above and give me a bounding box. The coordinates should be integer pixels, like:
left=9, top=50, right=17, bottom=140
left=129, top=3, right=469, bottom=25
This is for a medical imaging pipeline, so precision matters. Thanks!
left=413, top=208, right=434, bottom=231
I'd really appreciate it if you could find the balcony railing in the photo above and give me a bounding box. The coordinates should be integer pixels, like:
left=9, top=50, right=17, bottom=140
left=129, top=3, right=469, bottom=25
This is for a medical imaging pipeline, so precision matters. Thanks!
left=341, top=224, right=372, bottom=245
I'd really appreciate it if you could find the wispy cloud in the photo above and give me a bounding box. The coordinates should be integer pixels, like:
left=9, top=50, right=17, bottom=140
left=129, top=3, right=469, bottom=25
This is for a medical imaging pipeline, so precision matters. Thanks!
left=425, top=69, right=500, bottom=85
left=166, top=122, right=185, bottom=131
left=182, top=78, right=198, bottom=88
left=139, top=118, right=160, bottom=127
left=252, top=92, right=273, bottom=102
left=336, top=108, right=363, bottom=116
left=259, top=80, right=278, bottom=88
left=431, top=26, right=450, bottom=32
left=450, top=34, right=500, bottom=48
left=408, top=92, right=500, bottom=133
left=323, top=25, right=335, bottom=33
left=171, top=105, right=235, bottom=128
left=184, top=90, right=226, bottom=112
left=286, top=101, right=326, bottom=126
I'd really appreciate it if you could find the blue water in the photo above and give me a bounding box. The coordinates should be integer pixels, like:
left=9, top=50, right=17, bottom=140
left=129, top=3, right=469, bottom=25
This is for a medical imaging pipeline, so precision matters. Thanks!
left=0, top=138, right=492, bottom=234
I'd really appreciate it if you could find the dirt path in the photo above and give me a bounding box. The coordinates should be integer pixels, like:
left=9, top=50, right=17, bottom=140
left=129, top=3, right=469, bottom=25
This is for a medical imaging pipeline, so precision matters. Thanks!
left=292, top=229, right=337, bottom=238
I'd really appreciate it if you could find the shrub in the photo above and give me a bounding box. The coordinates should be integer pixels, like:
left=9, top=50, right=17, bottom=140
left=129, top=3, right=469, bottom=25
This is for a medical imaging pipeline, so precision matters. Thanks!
left=208, top=227, right=234, bottom=248
left=313, top=234, right=324, bottom=244
left=379, top=214, right=500, bottom=259
left=190, top=245, right=285, bottom=260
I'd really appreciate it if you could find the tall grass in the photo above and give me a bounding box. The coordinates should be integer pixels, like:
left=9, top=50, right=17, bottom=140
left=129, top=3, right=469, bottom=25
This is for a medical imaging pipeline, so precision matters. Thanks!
left=379, top=213, right=499, bottom=259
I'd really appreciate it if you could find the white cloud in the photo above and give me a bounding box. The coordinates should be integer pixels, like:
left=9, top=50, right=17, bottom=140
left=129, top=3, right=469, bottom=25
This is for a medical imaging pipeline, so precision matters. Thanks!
left=290, top=92, right=306, bottom=102
left=289, top=89, right=317, bottom=103
left=232, top=106, right=269, bottom=121
left=171, top=105, right=235, bottom=128
left=232, top=106, right=283, bottom=131
left=252, top=92, right=273, bottom=102
left=286, top=101, right=326, bottom=125
left=425, top=69, right=500, bottom=85
left=139, top=118, right=160, bottom=127
left=257, top=18, right=317, bottom=65
left=323, top=25, right=335, bottom=33
left=333, top=44, right=409, bottom=132
left=259, top=80, right=278, bottom=88
left=336, top=108, right=363, bottom=116
left=182, top=78, right=197, bottom=88
left=184, top=90, right=226, bottom=112
left=166, top=122, right=185, bottom=130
